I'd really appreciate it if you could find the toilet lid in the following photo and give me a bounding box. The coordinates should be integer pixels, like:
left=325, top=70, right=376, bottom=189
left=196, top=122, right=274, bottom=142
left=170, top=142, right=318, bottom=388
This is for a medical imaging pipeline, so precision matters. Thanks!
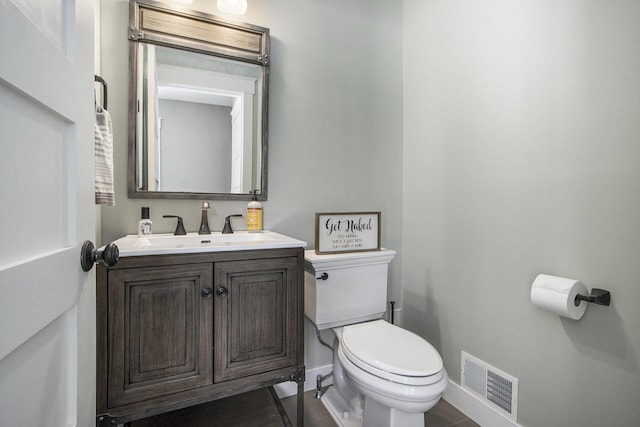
left=341, top=320, right=443, bottom=382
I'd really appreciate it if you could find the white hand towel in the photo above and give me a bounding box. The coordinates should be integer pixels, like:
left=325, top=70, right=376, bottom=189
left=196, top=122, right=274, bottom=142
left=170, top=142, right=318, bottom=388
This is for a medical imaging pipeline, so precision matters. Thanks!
left=95, top=104, right=115, bottom=206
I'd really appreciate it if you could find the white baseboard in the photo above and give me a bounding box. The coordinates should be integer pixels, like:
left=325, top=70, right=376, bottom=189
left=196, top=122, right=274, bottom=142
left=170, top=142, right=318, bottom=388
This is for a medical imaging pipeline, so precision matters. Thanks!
left=274, top=364, right=334, bottom=398
left=443, top=380, right=522, bottom=427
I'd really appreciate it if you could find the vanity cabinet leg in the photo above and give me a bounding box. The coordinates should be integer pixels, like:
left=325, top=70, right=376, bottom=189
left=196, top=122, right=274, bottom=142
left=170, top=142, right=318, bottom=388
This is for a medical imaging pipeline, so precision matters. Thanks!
left=290, top=366, right=305, bottom=427
left=297, top=378, right=304, bottom=427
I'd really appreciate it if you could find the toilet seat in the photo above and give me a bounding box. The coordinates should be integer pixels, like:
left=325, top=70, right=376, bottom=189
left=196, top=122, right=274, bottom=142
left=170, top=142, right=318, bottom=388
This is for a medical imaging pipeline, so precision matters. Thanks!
left=340, top=320, right=443, bottom=386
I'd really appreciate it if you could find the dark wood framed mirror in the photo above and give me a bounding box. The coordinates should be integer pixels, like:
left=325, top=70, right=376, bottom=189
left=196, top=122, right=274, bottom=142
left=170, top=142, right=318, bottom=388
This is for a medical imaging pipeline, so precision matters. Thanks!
left=128, top=0, right=269, bottom=201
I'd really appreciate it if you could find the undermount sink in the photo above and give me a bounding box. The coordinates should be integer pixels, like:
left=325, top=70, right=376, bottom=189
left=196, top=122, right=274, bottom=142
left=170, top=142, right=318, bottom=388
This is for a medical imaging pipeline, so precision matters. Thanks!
left=112, top=231, right=307, bottom=257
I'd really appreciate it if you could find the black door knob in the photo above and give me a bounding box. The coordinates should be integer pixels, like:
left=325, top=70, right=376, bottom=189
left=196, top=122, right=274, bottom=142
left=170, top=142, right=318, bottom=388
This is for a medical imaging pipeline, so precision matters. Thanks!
left=80, top=240, right=119, bottom=272
left=216, top=286, right=228, bottom=297
left=201, top=287, right=213, bottom=298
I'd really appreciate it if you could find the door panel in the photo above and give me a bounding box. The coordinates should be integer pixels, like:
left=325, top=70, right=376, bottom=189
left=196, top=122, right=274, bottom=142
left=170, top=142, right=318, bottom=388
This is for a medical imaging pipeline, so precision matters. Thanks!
left=0, top=309, right=75, bottom=427
left=214, top=257, right=298, bottom=382
left=8, top=0, right=67, bottom=52
left=0, top=82, right=71, bottom=267
left=107, top=264, right=214, bottom=408
left=231, top=273, right=284, bottom=361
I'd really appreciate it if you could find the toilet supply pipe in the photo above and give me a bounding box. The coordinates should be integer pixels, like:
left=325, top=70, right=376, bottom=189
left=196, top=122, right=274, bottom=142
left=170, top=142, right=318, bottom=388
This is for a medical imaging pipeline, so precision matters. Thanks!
left=313, top=324, right=334, bottom=399
left=389, top=301, right=395, bottom=324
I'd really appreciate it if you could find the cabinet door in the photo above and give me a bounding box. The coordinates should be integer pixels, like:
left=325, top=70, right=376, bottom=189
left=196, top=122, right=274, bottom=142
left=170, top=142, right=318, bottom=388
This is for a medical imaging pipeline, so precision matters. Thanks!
left=107, top=264, right=213, bottom=408
left=214, top=257, right=298, bottom=382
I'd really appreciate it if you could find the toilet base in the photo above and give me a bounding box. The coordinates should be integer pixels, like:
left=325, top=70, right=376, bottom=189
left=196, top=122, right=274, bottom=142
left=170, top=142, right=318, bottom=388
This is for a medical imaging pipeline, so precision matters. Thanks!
left=320, top=386, right=363, bottom=427
left=321, top=385, right=428, bottom=427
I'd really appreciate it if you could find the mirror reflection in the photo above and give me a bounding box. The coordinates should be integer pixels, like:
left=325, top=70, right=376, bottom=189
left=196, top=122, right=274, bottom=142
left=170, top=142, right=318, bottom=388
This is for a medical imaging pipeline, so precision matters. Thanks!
left=136, top=44, right=263, bottom=194
left=128, top=0, right=269, bottom=200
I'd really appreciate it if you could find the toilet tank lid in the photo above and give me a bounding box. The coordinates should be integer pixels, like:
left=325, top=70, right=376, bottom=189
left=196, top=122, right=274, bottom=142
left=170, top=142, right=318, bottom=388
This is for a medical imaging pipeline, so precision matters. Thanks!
left=304, top=249, right=396, bottom=270
left=341, top=320, right=443, bottom=377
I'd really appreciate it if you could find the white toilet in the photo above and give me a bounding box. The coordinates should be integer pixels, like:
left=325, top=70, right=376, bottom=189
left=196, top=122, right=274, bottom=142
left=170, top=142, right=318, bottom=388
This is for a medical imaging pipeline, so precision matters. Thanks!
left=304, top=249, right=448, bottom=427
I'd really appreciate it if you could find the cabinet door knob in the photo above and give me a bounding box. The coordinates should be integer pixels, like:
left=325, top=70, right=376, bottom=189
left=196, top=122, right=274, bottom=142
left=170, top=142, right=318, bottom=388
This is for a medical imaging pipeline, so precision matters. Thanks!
left=216, top=286, right=228, bottom=297
left=201, top=287, right=213, bottom=298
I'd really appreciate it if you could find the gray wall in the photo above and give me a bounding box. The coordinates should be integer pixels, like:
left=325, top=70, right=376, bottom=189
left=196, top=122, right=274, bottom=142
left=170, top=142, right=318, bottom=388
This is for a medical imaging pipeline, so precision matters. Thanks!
left=403, top=1, right=640, bottom=426
left=99, top=0, right=403, bottom=370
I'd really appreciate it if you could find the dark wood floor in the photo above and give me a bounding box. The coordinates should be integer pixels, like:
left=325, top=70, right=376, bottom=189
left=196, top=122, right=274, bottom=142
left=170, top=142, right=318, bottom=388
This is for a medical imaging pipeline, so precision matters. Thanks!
left=126, top=386, right=479, bottom=426
left=130, top=387, right=291, bottom=427
left=280, top=389, right=334, bottom=426
left=423, top=399, right=481, bottom=427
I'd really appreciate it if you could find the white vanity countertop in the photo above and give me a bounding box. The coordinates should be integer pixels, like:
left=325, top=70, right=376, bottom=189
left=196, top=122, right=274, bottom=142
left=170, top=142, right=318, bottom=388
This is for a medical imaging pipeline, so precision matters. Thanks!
left=110, top=231, right=307, bottom=257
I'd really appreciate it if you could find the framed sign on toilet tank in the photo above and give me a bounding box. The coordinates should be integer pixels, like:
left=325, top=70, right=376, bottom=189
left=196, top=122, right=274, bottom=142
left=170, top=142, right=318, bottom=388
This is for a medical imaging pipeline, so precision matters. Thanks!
left=315, top=212, right=381, bottom=254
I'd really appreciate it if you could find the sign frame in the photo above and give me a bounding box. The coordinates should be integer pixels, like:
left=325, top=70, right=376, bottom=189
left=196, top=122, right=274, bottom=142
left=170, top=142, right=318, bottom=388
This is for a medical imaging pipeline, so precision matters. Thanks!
left=314, top=212, right=381, bottom=254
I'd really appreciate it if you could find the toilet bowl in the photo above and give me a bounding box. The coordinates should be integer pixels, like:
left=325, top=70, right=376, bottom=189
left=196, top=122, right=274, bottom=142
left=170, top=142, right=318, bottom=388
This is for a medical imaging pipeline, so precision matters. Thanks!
left=304, top=249, right=447, bottom=427
left=321, top=320, right=448, bottom=427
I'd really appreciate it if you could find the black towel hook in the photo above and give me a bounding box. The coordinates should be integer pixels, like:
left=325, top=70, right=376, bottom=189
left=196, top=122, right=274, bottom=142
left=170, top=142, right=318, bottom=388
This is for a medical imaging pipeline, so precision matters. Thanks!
left=94, top=75, right=108, bottom=109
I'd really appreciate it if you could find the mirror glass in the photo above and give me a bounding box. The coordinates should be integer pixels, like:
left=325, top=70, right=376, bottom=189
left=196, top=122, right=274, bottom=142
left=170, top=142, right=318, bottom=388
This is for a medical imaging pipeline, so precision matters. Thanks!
left=136, top=45, right=263, bottom=194
left=128, top=0, right=269, bottom=200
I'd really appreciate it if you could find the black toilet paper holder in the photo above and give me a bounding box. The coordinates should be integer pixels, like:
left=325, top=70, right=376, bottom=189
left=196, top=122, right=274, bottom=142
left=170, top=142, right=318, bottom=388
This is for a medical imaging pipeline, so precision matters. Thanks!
left=574, top=288, right=611, bottom=307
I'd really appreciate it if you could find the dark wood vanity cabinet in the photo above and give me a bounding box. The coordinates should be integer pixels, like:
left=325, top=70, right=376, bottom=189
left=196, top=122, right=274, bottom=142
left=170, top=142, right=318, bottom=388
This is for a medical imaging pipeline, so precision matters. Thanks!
left=96, top=248, right=304, bottom=425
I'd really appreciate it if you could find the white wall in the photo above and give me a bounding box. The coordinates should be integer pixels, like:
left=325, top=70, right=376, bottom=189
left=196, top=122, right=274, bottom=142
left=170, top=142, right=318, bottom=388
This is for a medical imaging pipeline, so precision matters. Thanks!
left=99, top=0, right=403, bottom=371
left=403, top=1, right=640, bottom=426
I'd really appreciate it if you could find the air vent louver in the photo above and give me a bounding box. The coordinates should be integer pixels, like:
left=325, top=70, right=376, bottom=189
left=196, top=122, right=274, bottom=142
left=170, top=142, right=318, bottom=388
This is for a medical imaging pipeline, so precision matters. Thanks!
left=461, top=351, right=518, bottom=423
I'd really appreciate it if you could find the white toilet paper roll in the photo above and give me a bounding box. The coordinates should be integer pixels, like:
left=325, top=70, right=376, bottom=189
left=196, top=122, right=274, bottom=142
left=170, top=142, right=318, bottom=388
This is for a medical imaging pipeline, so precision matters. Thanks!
left=530, top=274, right=588, bottom=320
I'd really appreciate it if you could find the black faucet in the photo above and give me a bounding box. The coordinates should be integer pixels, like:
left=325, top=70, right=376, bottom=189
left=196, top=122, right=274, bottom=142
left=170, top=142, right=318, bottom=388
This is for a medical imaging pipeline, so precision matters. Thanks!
left=199, top=202, right=211, bottom=235
left=222, top=214, right=243, bottom=234
left=163, top=215, right=186, bottom=235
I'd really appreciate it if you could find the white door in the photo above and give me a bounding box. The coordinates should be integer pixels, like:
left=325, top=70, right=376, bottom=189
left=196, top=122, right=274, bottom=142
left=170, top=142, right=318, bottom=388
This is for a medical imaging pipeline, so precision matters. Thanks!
left=0, top=0, right=96, bottom=426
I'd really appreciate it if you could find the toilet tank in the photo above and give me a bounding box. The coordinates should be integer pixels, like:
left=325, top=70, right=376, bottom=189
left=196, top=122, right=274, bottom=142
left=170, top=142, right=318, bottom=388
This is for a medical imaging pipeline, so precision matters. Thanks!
left=304, top=249, right=396, bottom=330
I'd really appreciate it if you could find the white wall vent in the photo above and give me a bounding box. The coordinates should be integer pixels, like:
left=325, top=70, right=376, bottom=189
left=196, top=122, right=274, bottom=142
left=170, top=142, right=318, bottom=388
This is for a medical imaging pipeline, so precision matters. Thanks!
left=461, top=351, right=518, bottom=423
